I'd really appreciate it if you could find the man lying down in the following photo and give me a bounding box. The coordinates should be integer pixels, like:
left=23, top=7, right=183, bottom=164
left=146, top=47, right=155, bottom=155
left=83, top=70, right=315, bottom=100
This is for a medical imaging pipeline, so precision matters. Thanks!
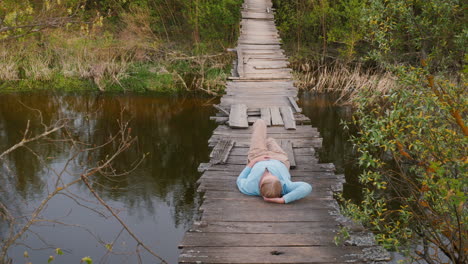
left=236, top=119, right=312, bottom=204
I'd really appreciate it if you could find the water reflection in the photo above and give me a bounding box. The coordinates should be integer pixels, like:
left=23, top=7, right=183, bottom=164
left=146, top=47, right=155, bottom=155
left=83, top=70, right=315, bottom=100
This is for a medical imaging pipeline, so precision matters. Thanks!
left=299, top=92, right=362, bottom=202
left=0, top=92, right=216, bottom=263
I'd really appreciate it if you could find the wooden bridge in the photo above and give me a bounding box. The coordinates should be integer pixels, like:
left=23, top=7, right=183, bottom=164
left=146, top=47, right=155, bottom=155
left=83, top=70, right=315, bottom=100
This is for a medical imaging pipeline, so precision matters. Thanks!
left=179, top=0, right=389, bottom=263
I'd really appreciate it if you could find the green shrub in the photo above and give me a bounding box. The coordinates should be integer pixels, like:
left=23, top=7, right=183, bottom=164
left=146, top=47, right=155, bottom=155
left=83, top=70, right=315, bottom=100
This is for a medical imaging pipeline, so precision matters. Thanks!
left=345, top=66, right=467, bottom=263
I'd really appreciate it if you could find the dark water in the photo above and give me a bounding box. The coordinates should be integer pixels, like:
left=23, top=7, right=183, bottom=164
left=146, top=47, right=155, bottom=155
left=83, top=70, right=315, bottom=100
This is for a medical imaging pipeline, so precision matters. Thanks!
left=0, top=91, right=358, bottom=264
left=0, top=92, right=216, bottom=264
left=299, top=93, right=362, bottom=202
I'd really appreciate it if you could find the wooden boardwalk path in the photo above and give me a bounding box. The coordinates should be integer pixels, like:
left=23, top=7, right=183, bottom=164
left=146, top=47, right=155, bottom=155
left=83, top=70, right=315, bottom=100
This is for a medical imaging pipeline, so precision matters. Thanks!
left=179, top=0, right=389, bottom=263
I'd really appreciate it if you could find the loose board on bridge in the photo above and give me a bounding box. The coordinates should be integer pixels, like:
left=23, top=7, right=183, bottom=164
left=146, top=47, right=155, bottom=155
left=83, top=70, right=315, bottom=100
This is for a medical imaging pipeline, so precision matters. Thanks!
left=229, top=104, right=248, bottom=128
left=280, top=106, right=296, bottom=130
left=270, top=107, right=284, bottom=126
left=210, top=139, right=235, bottom=165
left=280, top=139, right=296, bottom=169
left=260, top=108, right=271, bottom=126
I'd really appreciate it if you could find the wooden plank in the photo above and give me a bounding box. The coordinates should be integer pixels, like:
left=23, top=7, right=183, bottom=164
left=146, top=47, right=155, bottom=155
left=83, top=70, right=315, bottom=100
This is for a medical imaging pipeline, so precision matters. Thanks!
left=288, top=96, right=302, bottom=113
left=188, top=221, right=340, bottom=234
left=254, top=66, right=290, bottom=70
left=236, top=47, right=244, bottom=78
left=199, top=198, right=339, bottom=211
left=210, top=116, right=228, bottom=124
left=229, top=104, right=248, bottom=128
left=208, top=138, right=323, bottom=149
left=180, top=233, right=337, bottom=248
left=280, top=106, right=296, bottom=130
left=214, top=125, right=319, bottom=134
left=280, top=140, right=296, bottom=168
left=210, top=139, right=235, bottom=165
left=270, top=107, right=284, bottom=126
left=228, top=146, right=315, bottom=156
left=201, top=208, right=335, bottom=222
left=213, top=104, right=230, bottom=116
left=179, top=246, right=366, bottom=264
left=260, top=108, right=271, bottom=126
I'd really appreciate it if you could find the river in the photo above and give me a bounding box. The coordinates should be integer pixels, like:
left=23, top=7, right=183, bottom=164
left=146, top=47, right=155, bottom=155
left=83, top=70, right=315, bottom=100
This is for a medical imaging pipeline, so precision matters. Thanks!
left=0, top=92, right=357, bottom=263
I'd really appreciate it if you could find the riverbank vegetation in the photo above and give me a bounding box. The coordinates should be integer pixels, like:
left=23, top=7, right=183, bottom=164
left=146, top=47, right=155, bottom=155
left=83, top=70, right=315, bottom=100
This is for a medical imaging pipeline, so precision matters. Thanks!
left=273, top=0, right=465, bottom=100
left=0, top=0, right=242, bottom=93
left=272, top=1, right=466, bottom=263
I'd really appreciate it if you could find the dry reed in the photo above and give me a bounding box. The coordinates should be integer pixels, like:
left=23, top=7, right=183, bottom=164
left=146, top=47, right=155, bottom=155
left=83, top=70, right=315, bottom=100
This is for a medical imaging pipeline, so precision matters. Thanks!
left=293, top=61, right=397, bottom=104
left=0, top=7, right=159, bottom=91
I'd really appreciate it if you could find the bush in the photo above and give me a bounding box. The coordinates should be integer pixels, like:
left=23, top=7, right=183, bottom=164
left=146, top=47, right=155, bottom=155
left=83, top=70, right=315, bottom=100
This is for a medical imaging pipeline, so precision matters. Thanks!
left=344, top=66, right=467, bottom=263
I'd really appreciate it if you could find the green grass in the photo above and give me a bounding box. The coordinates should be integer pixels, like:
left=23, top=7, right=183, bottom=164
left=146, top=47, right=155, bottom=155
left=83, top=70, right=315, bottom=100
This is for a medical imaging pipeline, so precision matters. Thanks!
left=0, top=61, right=224, bottom=94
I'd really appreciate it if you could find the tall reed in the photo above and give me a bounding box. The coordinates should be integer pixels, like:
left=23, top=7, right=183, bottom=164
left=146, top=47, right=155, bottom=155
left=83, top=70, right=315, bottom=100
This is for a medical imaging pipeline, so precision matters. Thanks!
left=293, top=60, right=396, bottom=104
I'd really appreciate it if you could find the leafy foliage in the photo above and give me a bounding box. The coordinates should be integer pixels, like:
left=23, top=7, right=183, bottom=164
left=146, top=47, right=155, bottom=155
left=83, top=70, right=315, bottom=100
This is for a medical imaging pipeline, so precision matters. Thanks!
left=344, top=67, right=467, bottom=263
left=363, top=0, right=466, bottom=72
left=273, top=0, right=466, bottom=71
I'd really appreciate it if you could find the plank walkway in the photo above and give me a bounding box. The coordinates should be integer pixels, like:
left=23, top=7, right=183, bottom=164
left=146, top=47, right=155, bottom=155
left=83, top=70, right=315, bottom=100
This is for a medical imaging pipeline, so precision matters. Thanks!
left=179, top=0, right=390, bottom=263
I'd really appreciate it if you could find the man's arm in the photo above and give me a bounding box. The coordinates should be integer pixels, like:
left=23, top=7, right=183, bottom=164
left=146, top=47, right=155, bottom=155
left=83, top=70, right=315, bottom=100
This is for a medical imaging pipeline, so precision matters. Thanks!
left=282, top=182, right=312, bottom=203
left=263, top=197, right=285, bottom=204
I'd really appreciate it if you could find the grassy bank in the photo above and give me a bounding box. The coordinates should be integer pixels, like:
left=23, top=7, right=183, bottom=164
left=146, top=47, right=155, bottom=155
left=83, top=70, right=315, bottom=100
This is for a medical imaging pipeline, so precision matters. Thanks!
left=0, top=0, right=242, bottom=94
left=272, top=0, right=465, bottom=102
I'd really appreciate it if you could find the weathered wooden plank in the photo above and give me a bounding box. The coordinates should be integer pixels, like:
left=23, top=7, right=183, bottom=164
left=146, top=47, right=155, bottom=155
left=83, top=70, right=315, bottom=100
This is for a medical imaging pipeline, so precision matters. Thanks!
left=241, top=11, right=275, bottom=20
left=188, top=221, right=340, bottom=234
left=213, top=104, right=230, bottom=116
left=288, top=96, right=302, bottom=113
left=228, top=146, right=315, bottom=156
left=260, top=108, right=271, bottom=126
left=201, top=208, right=335, bottom=222
left=280, top=106, right=296, bottom=130
left=254, top=66, right=291, bottom=70
left=229, top=104, right=248, bottom=128
left=221, top=100, right=291, bottom=107
left=237, top=44, right=282, bottom=50
left=270, top=107, right=284, bottom=126
left=227, top=81, right=294, bottom=88
left=208, top=138, right=323, bottom=149
left=180, top=233, right=337, bottom=248
left=210, top=116, right=229, bottom=124
left=179, top=246, right=367, bottom=264
left=198, top=198, right=339, bottom=211
left=281, top=140, right=296, bottom=168
left=225, top=90, right=297, bottom=95
left=236, top=47, right=244, bottom=78
left=214, top=125, right=318, bottom=134
left=210, top=139, right=235, bottom=165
